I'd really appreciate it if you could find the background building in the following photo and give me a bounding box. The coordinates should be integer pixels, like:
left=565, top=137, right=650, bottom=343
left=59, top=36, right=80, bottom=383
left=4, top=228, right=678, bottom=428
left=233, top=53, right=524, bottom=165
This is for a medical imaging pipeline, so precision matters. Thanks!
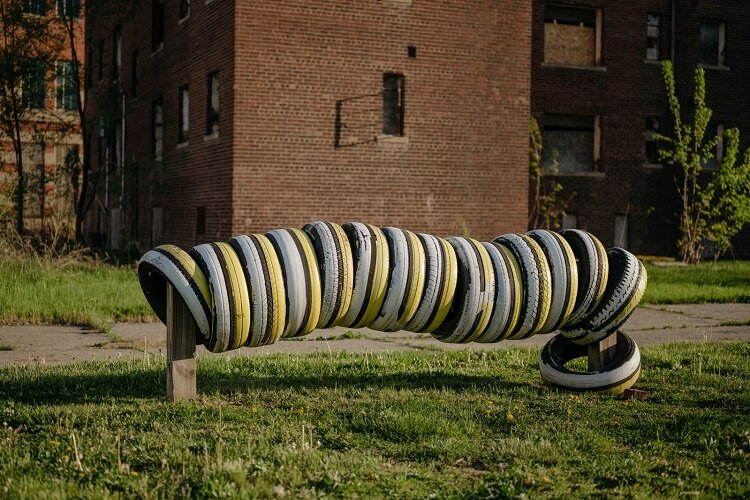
left=0, top=0, right=85, bottom=235
left=86, top=0, right=532, bottom=250
left=532, top=0, right=750, bottom=255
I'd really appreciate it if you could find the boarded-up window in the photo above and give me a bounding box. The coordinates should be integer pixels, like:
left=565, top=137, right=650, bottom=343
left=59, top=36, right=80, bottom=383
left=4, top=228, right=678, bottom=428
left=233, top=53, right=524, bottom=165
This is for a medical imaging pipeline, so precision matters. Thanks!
left=543, top=114, right=598, bottom=172
left=700, top=21, right=725, bottom=66
left=644, top=117, right=660, bottom=164
left=383, top=73, right=405, bottom=136
left=647, top=15, right=660, bottom=60
left=544, top=6, right=600, bottom=66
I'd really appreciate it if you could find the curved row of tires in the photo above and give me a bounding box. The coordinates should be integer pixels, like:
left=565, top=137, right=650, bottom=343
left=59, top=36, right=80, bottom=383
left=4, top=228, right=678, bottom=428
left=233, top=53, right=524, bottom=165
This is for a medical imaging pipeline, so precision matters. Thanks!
left=138, top=222, right=647, bottom=394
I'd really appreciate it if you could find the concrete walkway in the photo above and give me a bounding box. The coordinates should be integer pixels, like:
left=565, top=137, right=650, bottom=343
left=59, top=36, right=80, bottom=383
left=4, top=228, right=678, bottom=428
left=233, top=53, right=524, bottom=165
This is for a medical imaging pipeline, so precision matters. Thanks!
left=0, top=303, right=748, bottom=366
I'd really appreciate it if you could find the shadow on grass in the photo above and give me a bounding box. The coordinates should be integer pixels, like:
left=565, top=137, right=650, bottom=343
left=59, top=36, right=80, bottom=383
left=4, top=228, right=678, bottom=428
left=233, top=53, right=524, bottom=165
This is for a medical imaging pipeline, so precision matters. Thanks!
left=0, top=363, right=533, bottom=406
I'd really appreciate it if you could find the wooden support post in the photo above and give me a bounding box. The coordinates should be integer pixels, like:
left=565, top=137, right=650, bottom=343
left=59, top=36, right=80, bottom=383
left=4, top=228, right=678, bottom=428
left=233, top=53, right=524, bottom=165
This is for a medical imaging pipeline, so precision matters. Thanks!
left=167, top=284, right=197, bottom=401
left=587, top=330, right=620, bottom=372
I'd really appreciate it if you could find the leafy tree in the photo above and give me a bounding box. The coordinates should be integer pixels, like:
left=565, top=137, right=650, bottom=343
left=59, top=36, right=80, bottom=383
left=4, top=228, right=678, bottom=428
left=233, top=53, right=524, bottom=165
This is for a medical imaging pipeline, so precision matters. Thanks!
left=656, top=61, right=750, bottom=263
left=528, top=117, right=574, bottom=230
left=0, top=0, right=67, bottom=235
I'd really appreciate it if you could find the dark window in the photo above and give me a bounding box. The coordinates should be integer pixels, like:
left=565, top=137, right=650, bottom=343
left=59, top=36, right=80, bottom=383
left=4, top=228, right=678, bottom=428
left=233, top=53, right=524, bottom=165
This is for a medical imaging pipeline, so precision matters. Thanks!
left=57, top=0, right=80, bottom=19
left=23, top=0, right=46, bottom=15
left=112, top=26, right=121, bottom=81
left=544, top=5, right=600, bottom=66
left=196, top=206, right=206, bottom=235
left=700, top=21, right=725, bottom=66
left=152, top=98, right=163, bottom=161
left=180, top=0, right=190, bottom=20
left=56, top=61, right=78, bottom=110
left=179, top=85, right=189, bottom=143
left=647, top=15, right=660, bottom=60
left=97, top=39, right=104, bottom=81
left=22, top=60, right=46, bottom=109
left=131, top=50, right=139, bottom=96
left=382, top=73, right=404, bottom=136
left=644, top=117, right=660, bottom=164
left=542, top=114, right=599, bottom=172
left=152, top=0, right=165, bottom=52
left=206, top=72, right=220, bottom=135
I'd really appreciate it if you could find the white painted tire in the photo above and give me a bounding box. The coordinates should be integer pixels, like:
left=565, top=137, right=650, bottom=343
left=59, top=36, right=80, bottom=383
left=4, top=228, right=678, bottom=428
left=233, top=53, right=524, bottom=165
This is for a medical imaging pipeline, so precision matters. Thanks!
left=370, top=227, right=425, bottom=332
left=476, top=242, right=522, bottom=343
left=229, top=234, right=286, bottom=347
left=339, top=223, right=389, bottom=328
left=138, top=245, right=213, bottom=343
left=404, top=234, right=458, bottom=333
left=189, top=243, right=250, bottom=353
left=527, top=229, right=578, bottom=334
left=562, top=248, right=648, bottom=345
left=539, top=331, right=641, bottom=394
left=559, top=229, right=608, bottom=327
left=266, top=229, right=322, bottom=338
left=493, top=234, right=551, bottom=339
left=432, top=237, right=494, bottom=343
left=303, top=221, right=354, bottom=329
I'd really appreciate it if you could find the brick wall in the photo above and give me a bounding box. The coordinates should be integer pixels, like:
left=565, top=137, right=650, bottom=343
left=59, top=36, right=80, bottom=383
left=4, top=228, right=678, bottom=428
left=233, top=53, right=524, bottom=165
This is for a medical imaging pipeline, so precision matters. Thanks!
left=230, top=0, right=531, bottom=241
left=89, top=0, right=532, bottom=249
left=532, top=0, right=750, bottom=256
left=87, top=0, right=235, bottom=249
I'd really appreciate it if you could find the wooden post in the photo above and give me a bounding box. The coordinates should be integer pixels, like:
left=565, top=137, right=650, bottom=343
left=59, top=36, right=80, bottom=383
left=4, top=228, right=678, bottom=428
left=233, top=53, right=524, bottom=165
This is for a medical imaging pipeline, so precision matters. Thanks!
left=167, top=284, right=197, bottom=401
left=587, top=330, right=620, bottom=372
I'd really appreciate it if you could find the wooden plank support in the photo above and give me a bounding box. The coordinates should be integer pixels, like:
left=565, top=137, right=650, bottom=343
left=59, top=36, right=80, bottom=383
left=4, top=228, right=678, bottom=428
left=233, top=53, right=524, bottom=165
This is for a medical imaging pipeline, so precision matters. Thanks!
left=166, top=284, right=198, bottom=401
left=587, top=330, right=619, bottom=372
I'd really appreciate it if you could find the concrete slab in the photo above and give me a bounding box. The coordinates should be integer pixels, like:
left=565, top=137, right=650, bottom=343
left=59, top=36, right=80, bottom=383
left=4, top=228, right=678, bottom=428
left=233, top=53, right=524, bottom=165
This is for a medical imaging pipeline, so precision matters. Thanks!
left=1, top=303, right=748, bottom=366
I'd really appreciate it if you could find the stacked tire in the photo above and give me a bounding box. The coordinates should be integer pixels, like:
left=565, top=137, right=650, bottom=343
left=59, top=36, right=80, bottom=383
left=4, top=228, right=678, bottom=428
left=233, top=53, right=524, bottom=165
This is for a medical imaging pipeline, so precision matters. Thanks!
left=138, top=223, right=647, bottom=394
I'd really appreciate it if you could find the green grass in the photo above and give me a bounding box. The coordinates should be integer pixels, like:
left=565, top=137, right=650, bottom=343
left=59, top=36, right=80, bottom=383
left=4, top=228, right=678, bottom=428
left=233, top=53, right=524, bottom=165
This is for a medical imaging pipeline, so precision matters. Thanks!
left=643, top=260, right=750, bottom=304
left=0, top=258, right=154, bottom=332
left=0, top=343, right=748, bottom=498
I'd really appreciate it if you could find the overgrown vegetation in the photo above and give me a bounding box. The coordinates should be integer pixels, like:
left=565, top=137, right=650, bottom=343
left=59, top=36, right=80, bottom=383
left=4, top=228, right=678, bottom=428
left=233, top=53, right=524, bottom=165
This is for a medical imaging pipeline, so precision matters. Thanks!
left=0, top=343, right=748, bottom=497
left=657, top=61, right=750, bottom=264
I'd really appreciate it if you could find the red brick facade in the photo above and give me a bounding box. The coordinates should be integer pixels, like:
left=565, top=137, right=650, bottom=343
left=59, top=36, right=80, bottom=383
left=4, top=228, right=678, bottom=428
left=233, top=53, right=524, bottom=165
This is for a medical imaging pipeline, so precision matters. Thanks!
left=532, top=0, right=750, bottom=256
left=87, top=0, right=532, bottom=250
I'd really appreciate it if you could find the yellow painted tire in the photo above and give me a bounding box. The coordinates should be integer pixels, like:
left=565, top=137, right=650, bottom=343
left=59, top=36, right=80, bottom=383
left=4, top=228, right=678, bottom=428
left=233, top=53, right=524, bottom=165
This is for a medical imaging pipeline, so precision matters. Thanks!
left=303, top=221, right=354, bottom=329
left=229, top=234, right=286, bottom=347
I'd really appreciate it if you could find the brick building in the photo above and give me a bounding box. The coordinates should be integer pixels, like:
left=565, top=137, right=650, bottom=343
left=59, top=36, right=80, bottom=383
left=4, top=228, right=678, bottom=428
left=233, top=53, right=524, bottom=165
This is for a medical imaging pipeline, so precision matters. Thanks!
left=533, top=0, right=750, bottom=256
left=0, top=0, right=85, bottom=233
left=86, top=0, right=532, bottom=250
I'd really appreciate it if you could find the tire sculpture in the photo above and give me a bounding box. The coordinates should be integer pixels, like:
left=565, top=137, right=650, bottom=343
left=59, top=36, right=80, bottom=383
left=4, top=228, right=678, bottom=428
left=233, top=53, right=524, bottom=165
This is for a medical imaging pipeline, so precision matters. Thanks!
left=138, top=223, right=647, bottom=394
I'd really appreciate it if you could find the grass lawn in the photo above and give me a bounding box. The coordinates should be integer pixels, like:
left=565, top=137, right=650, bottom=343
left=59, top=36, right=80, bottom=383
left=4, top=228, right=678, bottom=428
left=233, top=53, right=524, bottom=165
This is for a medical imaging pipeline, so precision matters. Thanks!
left=0, top=259, right=153, bottom=332
left=0, top=343, right=748, bottom=498
left=643, top=260, right=750, bottom=304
